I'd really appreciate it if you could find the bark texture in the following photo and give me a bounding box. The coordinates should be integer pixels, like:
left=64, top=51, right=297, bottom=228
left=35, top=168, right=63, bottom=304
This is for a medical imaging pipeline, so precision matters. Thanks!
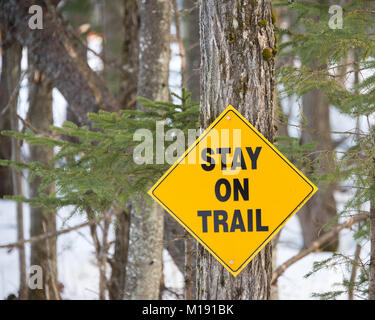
left=119, top=0, right=140, bottom=110
left=0, top=31, right=14, bottom=198
left=108, top=208, right=131, bottom=300
left=183, top=0, right=200, bottom=102
left=197, top=0, right=275, bottom=300
left=102, top=0, right=123, bottom=95
left=183, top=0, right=200, bottom=299
left=108, top=0, right=140, bottom=300
left=27, top=69, right=60, bottom=300
left=0, top=0, right=118, bottom=124
left=164, top=214, right=185, bottom=274
left=184, top=231, right=197, bottom=300
left=370, top=198, right=375, bottom=300
left=0, top=29, right=27, bottom=299
left=63, top=5, right=89, bottom=126
left=299, top=88, right=338, bottom=251
left=124, top=0, right=171, bottom=300
left=136, top=1, right=170, bottom=104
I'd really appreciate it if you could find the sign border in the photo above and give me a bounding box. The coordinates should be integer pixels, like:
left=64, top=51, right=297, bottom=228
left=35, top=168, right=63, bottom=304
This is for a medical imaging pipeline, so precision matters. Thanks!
left=148, top=105, right=318, bottom=277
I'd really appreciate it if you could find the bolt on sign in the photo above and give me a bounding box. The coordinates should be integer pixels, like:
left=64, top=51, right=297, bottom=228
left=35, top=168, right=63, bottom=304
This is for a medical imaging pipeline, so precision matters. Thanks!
left=148, top=105, right=318, bottom=277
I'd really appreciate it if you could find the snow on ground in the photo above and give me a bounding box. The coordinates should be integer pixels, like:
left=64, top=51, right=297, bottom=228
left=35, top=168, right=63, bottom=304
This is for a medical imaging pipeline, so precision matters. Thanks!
left=0, top=188, right=369, bottom=300
left=277, top=216, right=358, bottom=300
left=0, top=200, right=29, bottom=298
left=162, top=250, right=184, bottom=300
left=276, top=188, right=370, bottom=300
left=1, top=202, right=156, bottom=299
left=0, top=198, right=183, bottom=300
left=54, top=209, right=99, bottom=299
left=0, top=201, right=98, bottom=299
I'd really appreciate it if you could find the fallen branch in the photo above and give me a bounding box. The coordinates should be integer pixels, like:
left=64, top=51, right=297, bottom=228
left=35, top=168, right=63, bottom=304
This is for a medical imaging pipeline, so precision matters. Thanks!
left=0, top=218, right=99, bottom=249
left=271, top=213, right=369, bottom=285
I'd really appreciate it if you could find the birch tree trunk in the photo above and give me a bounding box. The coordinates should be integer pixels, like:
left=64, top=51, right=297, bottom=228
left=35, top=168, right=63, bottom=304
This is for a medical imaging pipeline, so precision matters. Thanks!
left=124, top=0, right=170, bottom=300
left=197, top=0, right=275, bottom=300
left=27, top=68, right=60, bottom=300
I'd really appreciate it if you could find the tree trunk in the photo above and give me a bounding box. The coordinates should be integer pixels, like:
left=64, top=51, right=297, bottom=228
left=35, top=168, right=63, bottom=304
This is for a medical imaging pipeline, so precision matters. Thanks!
left=124, top=0, right=170, bottom=300
left=107, top=0, right=139, bottom=301
left=0, top=33, right=14, bottom=198
left=184, top=230, right=197, bottom=300
left=155, top=0, right=198, bottom=287
left=101, top=0, right=123, bottom=96
left=118, top=0, right=140, bottom=110
left=182, top=0, right=200, bottom=300
left=299, top=88, right=338, bottom=251
left=183, top=0, right=200, bottom=103
left=370, top=196, right=375, bottom=300
left=296, top=0, right=338, bottom=252
left=0, top=0, right=118, bottom=124
left=108, top=207, right=131, bottom=300
left=164, top=214, right=185, bottom=275
left=63, top=4, right=90, bottom=126
left=197, top=0, right=275, bottom=299
left=27, top=68, right=60, bottom=300
left=0, top=30, right=26, bottom=299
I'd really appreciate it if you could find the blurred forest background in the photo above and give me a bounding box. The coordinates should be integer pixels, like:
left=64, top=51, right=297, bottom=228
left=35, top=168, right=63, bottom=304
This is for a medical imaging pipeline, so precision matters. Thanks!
left=0, top=0, right=375, bottom=300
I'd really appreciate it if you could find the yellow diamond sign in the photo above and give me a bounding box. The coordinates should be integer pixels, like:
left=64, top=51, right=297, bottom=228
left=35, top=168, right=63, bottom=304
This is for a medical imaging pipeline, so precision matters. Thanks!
left=148, top=105, right=317, bottom=277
